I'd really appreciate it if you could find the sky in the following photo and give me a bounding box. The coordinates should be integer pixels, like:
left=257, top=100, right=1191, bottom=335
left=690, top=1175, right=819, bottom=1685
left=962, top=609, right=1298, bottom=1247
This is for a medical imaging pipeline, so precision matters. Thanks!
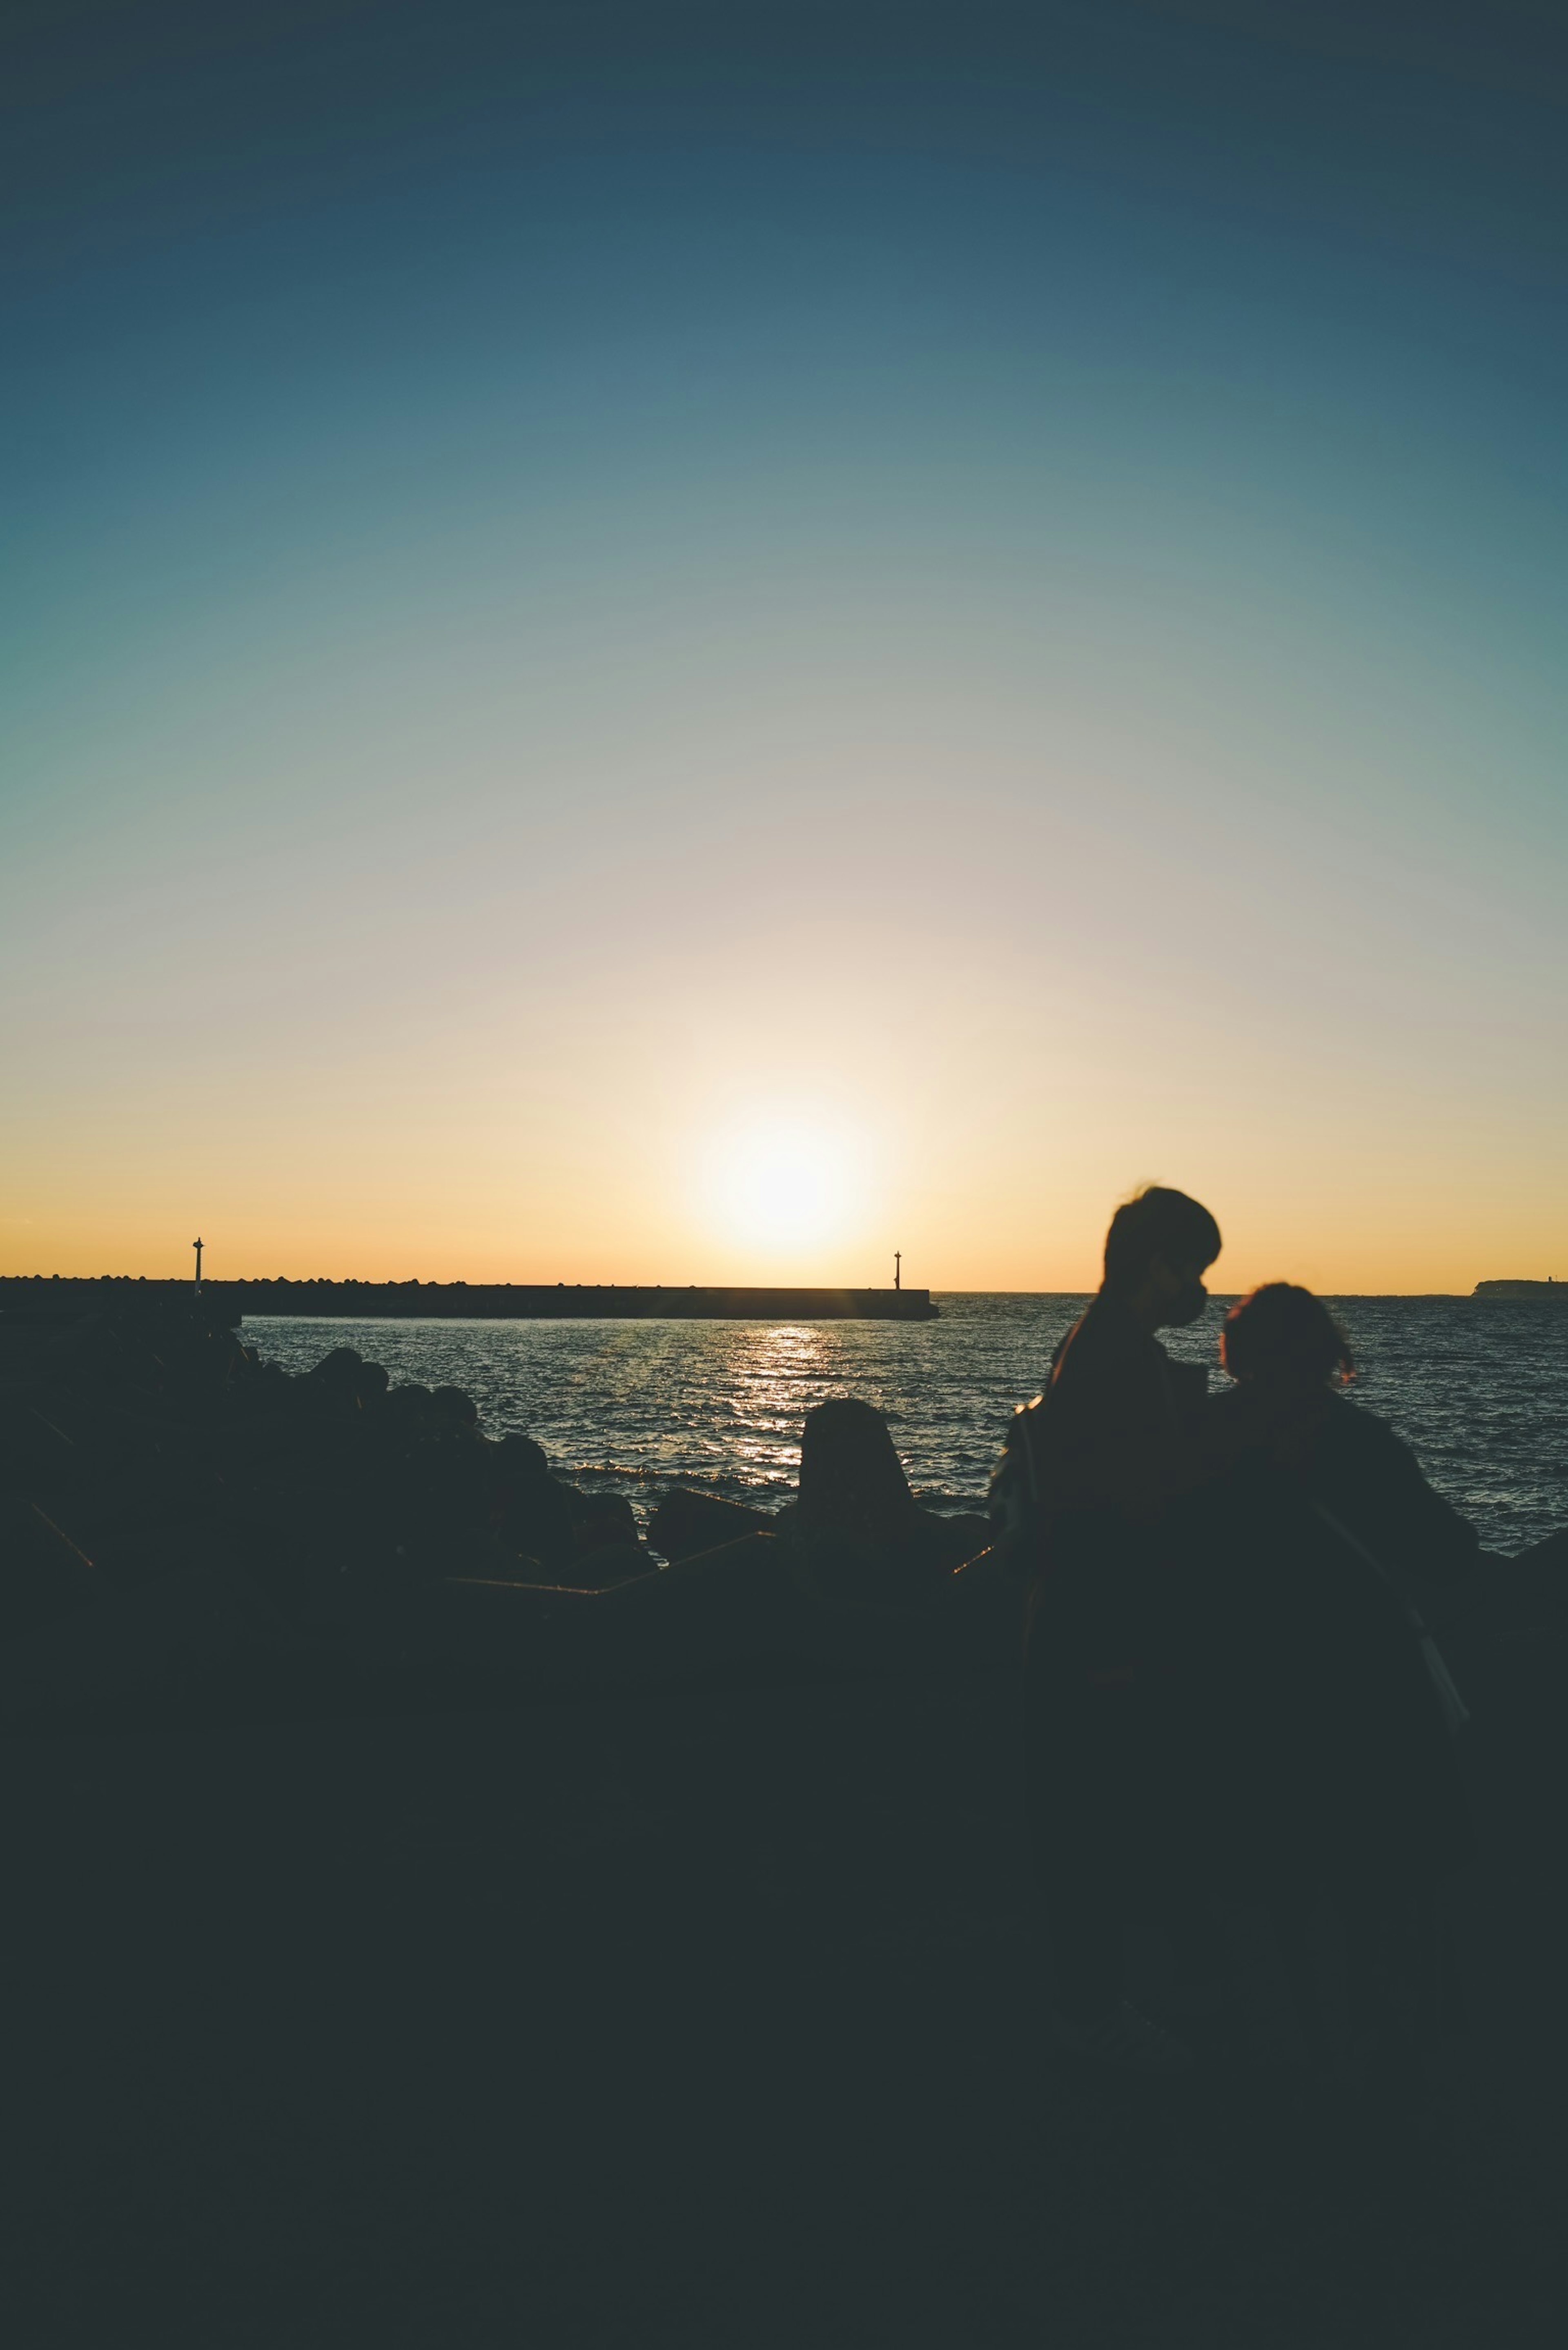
left=3, top=0, right=1565, bottom=1293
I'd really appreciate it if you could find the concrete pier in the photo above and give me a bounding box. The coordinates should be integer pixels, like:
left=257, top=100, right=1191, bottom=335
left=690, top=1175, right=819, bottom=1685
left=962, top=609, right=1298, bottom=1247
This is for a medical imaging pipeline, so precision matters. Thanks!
left=0, top=1277, right=940, bottom=1323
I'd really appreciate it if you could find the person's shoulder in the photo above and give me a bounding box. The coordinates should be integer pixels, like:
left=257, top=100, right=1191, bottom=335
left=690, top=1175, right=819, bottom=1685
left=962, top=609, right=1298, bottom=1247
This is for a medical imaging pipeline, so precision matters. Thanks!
left=999, top=1392, right=1047, bottom=1450
left=1320, top=1395, right=1403, bottom=1454
left=1315, top=1392, right=1479, bottom=1565
left=1165, top=1356, right=1209, bottom=1404
left=1051, top=1297, right=1141, bottom=1382
left=1315, top=1395, right=1429, bottom=1485
left=1045, top=1308, right=1093, bottom=1388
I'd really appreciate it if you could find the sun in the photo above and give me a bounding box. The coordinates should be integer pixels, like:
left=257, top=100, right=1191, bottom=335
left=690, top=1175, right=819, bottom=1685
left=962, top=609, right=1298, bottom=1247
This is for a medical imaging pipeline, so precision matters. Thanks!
left=702, top=1116, right=867, bottom=1254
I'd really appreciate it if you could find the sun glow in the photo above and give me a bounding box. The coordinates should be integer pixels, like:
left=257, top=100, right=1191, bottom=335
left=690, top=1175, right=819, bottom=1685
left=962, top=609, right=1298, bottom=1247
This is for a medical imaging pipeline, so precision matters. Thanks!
left=701, top=1116, right=869, bottom=1256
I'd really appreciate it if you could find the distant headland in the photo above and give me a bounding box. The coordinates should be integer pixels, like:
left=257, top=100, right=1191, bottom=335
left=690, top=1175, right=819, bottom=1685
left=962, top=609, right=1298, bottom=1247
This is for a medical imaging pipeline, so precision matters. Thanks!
left=1472, top=1279, right=1565, bottom=1300
left=0, top=1276, right=940, bottom=1324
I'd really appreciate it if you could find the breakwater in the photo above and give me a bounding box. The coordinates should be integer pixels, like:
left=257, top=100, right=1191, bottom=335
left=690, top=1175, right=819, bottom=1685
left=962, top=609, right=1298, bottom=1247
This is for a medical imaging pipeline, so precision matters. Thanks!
left=0, top=1278, right=938, bottom=1322
left=1472, top=1280, right=1565, bottom=1299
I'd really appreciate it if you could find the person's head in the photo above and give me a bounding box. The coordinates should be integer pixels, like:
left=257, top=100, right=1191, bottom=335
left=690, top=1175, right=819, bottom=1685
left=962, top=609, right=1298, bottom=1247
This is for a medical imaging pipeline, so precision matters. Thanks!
left=1221, top=1283, right=1354, bottom=1392
left=1102, top=1186, right=1221, bottom=1328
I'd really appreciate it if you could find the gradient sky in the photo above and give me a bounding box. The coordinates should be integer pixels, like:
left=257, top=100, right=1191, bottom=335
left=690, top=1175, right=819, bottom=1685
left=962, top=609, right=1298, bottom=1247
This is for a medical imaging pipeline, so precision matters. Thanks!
left=4, top=1, right=1565, bottom=1292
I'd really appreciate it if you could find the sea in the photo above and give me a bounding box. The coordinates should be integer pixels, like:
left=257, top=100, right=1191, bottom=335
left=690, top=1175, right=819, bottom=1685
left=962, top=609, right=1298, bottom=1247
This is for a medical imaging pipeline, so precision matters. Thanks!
left=242, top=1294, right=1567, bottom=1556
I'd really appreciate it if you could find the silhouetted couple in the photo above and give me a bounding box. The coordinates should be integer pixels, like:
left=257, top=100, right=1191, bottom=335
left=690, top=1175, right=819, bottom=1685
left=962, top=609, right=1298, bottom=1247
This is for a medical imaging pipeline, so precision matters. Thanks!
left=991, top=1187, right=1477, bottom=2079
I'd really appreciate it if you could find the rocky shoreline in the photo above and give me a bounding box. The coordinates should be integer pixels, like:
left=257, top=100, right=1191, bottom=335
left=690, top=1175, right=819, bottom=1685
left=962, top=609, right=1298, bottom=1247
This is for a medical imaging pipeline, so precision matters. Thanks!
left=0, top=1295, right=992, bottom=1728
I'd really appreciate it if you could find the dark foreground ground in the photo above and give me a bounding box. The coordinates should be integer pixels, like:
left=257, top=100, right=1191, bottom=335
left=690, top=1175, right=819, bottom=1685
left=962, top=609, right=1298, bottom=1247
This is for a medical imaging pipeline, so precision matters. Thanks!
left=7, top=1625, right=1568, bottom=2349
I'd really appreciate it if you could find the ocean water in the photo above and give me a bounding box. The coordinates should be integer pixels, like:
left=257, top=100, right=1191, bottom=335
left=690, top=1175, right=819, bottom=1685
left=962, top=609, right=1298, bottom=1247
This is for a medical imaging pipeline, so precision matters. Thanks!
left=243, top=1294, right=1568, bottom=1555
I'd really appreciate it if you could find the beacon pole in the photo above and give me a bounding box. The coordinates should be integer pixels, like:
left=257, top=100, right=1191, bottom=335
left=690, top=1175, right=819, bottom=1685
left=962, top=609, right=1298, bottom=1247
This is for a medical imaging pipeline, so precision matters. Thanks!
left=193, top=1237, right=203, bottom=1296
left=894, top=1252, right=901, bottom=1292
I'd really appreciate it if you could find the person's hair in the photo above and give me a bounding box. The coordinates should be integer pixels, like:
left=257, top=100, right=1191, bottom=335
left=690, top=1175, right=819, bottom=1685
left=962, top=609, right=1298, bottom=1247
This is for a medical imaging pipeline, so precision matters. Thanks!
left=1102, top=1186, right=1221, bottom=1291
left=1221, top=1283, right=1354, bottom=1386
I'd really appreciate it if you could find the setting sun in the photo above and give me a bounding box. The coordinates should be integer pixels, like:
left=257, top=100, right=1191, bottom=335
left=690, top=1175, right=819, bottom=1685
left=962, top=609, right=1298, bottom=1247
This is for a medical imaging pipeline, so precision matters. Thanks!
left=700, top=1117, right=869, bottom=1256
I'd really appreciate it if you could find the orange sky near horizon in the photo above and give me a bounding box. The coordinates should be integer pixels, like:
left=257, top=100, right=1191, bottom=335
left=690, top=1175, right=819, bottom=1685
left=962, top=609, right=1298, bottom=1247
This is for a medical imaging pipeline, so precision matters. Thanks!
left=5, top=1056, right=1560, bottom=1297
left=4, top=775, right=1562, bottom=1299
left=5, top=790, right=1560, bottom=1297
left=3, top=1219, right=1554, bottom=1298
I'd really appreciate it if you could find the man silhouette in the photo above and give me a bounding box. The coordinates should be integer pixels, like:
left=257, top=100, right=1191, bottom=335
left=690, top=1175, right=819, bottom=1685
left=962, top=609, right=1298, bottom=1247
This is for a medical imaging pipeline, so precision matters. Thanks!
left=991, top=1186, right=1222, bottom=2071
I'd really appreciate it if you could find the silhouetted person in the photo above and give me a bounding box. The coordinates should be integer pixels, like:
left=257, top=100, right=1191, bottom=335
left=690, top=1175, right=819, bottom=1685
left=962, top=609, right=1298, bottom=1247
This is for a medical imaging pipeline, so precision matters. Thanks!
left=1214, top=1281, right=1480, bottom=1617
left=1192, top=1285, right=1474, bottom=2075
left=990, top=1185, right=1224, bottom=2071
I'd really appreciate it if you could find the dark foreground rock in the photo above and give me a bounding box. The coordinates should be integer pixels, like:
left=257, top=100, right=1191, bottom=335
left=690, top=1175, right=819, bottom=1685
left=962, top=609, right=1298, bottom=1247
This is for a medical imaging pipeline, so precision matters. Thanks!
left=648, top=1486, right=775, bottom=1563
left=6, top=1631, right=1568, bottom=2348
left=0, top=1301, right=673, bottom=1719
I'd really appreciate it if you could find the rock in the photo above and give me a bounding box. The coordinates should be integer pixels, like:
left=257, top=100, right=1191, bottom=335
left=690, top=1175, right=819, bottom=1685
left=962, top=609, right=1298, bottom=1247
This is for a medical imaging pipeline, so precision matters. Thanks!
left=790, top=1400, right=983, bottom=1605
left=1514, top=1526, right=1568, bottom=1574
left=303, top=1347, right=389, bottom=1415
left=0, top=1558, right=266, bottom=1724
left=920, top=1511, right=996, bottom=1568
left=648, top=1487, right=775, bottom=1564
left=385, top=1383, right=435, bottom=1426
left=555, top=1539, right=655, bottom=1590
left=497, top=1432, right=549, bottom=1478
left=490, top=1463, right=578, bottom=1568
left=431, top=1385, right=479, bottom=1429
left=570, top=1491, right=641, bottom=1553
left=438, top=1530, right=799, bottom=1689
left=0, top=1498, right=106, bottom=1637
left=796, top=1399, right=923, bottom=1544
